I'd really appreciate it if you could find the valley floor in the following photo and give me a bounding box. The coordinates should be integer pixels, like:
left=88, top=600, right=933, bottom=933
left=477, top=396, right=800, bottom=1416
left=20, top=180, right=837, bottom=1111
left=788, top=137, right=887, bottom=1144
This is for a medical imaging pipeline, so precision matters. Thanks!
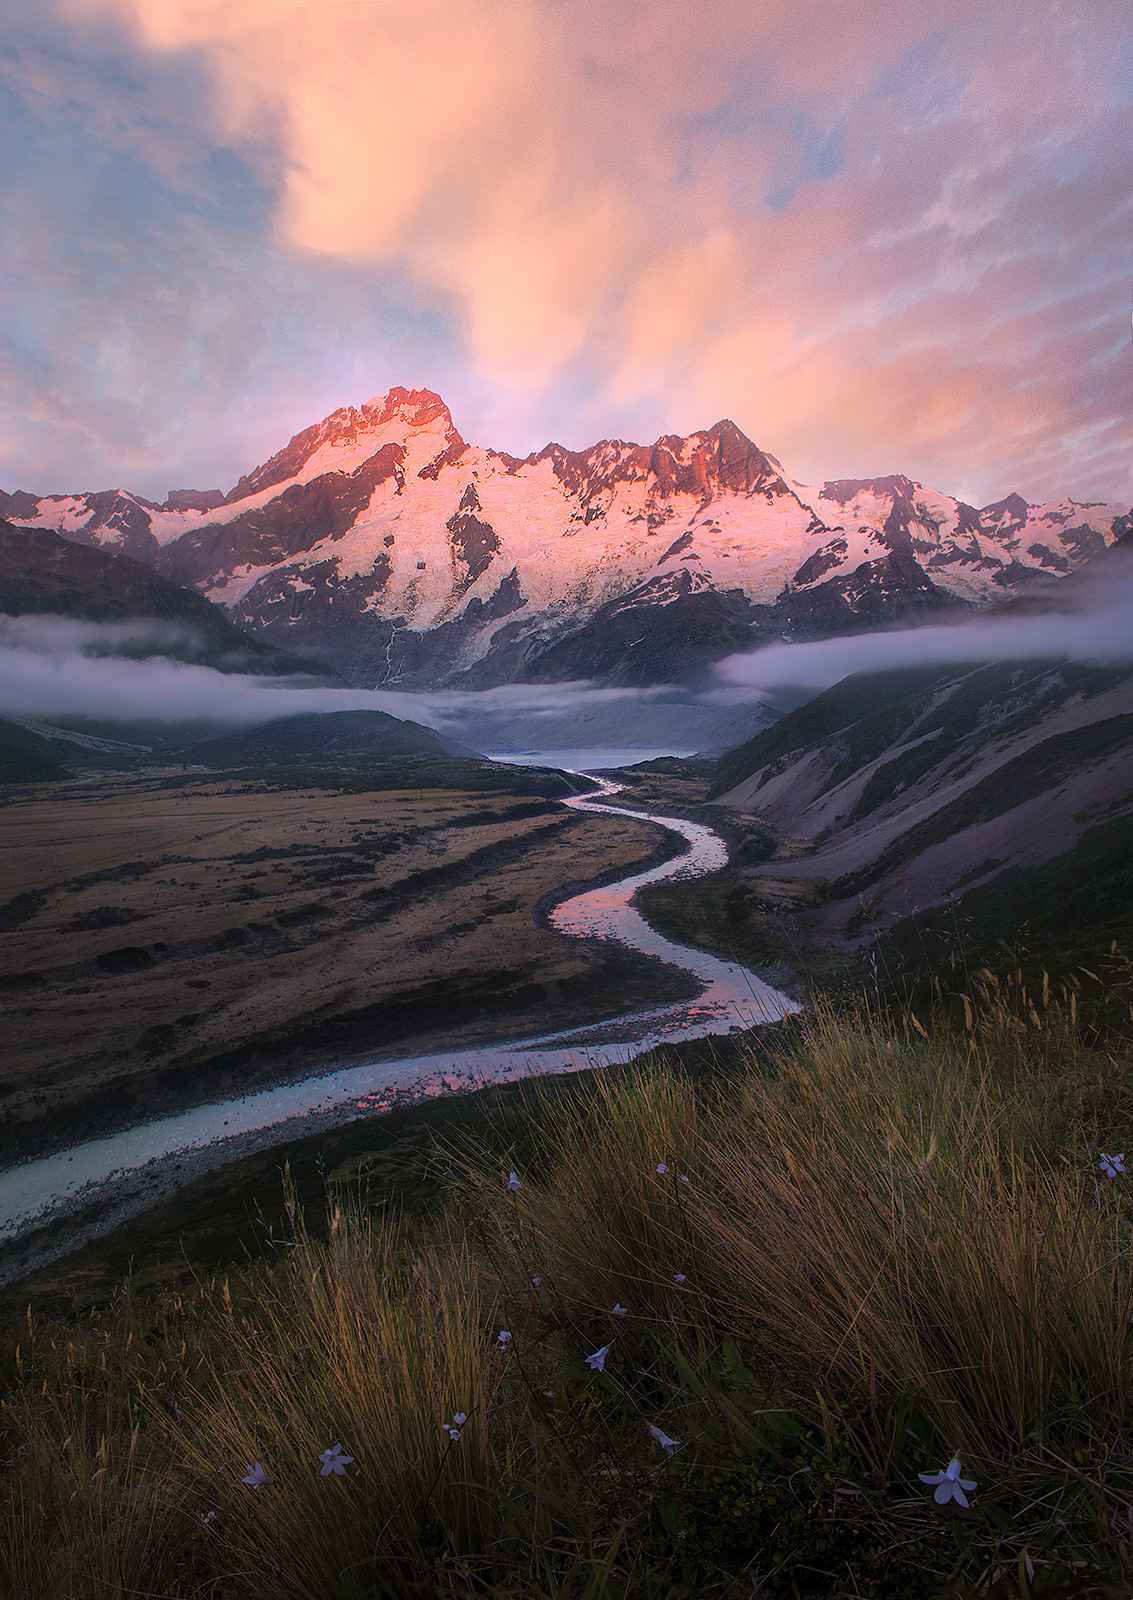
left=0, top=768, right=696, bottom=1162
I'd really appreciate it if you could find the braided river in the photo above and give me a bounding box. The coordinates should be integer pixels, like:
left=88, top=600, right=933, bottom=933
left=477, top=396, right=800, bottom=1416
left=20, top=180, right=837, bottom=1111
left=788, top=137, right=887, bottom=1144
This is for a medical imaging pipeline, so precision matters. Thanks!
left=0, top=775, right=795, bottom=1254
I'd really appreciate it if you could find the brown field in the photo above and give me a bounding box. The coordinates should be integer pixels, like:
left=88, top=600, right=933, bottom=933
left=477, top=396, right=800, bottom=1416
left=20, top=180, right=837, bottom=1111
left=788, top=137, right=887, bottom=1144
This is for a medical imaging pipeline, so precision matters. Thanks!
left=0, top=772, right=689, bottom=1156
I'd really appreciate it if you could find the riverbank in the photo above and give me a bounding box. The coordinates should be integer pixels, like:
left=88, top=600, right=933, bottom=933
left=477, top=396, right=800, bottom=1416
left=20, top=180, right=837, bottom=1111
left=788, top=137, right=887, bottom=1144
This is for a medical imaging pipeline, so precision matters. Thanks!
left=0, top=1026, right=768, bottom=1319
left=0, top=770, right=694, bottom=1164
left=584, top=759, right=811, bottom=986
left=0, top=777, right=794, bottom=1295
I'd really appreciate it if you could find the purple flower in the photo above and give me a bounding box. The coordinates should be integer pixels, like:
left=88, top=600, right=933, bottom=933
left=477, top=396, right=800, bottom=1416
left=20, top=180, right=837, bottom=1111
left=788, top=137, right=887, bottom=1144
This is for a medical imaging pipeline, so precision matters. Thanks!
left=318, top=1443, right=354, bottom=1477
left=452, top=1412, right=467, bottom=1426
left=656, top=1163, right=669, bottom=1175
left=445, top=1427, right=461, bottom=1441
left=585, top=1345, right=609, bottom=1372
left=919, top=1457, right=977, bottom=1508
left=241, top=1461, right=272, bottom=1489
left=498, top=1330, right=512, bottom=1345
left=648, top=1424, right=681, bottom=1455
left=612, top=1303, right=627, bottom=1315
left=507, top=1171, right=522, bottom=1192
left=531, top=1276, right=540, bottom=1287
left=673, top=1273, right=686, bottom=1285
left=678, top=1174, right=690, bottom=1184
left=1099, top=1152, right=1126, bottom=1178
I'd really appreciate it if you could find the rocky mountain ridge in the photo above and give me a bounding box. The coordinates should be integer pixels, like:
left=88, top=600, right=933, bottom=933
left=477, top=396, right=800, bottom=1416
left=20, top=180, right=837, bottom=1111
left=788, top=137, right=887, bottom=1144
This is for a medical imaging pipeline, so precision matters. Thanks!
left=5, top=388, right=1128, bottom=688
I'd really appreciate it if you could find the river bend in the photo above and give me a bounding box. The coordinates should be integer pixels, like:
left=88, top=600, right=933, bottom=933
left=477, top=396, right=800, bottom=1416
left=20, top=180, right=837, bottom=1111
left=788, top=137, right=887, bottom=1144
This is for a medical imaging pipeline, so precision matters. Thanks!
left=0, top=778, right=795, bottom=1245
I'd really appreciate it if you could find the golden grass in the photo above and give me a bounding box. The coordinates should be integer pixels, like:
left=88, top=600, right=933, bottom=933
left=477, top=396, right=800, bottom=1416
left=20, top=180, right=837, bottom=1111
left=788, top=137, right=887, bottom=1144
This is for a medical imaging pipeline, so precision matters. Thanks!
left=2, top=992, right=1132, bottom=1597
left=160, top=1200, right=499, bottom=1597
left=695, top=1003, right=1133, bottom=1457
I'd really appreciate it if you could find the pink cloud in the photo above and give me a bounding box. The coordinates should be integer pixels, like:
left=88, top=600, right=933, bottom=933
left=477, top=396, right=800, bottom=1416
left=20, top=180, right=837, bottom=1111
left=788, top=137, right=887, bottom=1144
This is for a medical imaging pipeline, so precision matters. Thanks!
left=25, top=0, right=1133, bottom=504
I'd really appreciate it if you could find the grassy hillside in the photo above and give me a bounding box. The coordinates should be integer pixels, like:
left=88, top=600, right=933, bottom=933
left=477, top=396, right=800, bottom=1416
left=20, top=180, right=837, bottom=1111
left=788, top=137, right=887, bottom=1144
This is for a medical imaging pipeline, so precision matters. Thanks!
left=3, top=996, right=1132, bottom=1598
left=0, top=719, right=74, bottom=784
left=185, top=709, right=466, bottom=765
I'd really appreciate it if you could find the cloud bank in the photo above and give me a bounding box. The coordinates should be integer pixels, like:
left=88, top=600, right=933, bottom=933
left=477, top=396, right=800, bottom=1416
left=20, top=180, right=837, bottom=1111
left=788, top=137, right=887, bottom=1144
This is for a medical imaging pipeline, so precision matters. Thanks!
left=0, top=615, right=704, bottom=731
left=4, top=572, right=1131, bottom=749
left=717, top=558, right=1133, bottom=692
left=3, top=0, right=1130, bottom=506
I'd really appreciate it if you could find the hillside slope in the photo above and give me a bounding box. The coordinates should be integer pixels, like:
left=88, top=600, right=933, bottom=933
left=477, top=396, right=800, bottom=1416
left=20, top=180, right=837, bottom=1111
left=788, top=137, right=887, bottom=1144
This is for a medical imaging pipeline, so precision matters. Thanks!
left=710, top=655, right=1133, bottom=973
left=185, top=709, right=472, bottom=766
left=0, top=522, right=340, bottom=680
left=0, top=719, right=76, bottom=785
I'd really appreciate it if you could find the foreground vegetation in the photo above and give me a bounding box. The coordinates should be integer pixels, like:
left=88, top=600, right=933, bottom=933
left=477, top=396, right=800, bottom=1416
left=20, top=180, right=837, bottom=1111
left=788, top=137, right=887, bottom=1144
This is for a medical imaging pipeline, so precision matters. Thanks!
left=3, top=984, right=1133, bottom=1599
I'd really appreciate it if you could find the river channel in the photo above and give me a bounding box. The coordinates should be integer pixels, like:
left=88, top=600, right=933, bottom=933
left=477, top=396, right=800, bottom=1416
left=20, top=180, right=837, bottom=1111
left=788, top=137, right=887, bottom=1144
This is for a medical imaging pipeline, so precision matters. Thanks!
left=0, top=776, right=795, bottom=1250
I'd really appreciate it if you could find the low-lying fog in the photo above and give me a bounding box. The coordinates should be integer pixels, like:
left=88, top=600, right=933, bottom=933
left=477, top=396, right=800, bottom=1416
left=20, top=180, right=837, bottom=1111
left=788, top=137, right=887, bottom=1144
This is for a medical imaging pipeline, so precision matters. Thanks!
left=2, top=555, right=1130, bottom=759
left=0, top=620, right=776, bottom=754
left=718, top=565, right=1133, bottom=692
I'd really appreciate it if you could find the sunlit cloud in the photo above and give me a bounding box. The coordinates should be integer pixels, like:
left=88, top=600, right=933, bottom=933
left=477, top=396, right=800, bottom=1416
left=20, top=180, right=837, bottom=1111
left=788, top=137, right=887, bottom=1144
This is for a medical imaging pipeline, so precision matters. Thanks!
left=5, top=0, right=1131, bottom=505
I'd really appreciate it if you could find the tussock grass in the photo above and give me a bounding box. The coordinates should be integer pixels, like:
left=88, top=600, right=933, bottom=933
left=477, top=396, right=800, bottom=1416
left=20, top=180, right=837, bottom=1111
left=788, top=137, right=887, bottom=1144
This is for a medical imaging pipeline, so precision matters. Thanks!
left=696, top=1003, right=1133, bottom=1442
left=161, top=1205, right=498, bottom=1597
left=2, top=988, right=1132, bottom=1598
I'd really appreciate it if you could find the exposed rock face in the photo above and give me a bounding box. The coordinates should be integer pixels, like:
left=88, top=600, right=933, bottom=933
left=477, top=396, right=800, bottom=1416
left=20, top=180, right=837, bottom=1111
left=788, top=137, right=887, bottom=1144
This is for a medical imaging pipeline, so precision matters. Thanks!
left=164, top=490, right=225, bottom=514
left=7, top=389, right=1127, bottom=688
left=225, top=387, right=467, bottom=504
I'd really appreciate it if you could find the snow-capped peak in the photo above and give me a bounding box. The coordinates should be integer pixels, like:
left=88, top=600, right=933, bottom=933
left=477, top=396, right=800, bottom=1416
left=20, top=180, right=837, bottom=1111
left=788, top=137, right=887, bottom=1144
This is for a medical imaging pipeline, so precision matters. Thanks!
left=226, top=387, right=466, bottom=504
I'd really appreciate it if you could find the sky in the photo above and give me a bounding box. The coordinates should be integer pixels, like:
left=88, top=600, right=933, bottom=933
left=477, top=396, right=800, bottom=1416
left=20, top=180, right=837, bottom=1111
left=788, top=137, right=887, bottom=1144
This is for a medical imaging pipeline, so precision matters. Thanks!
left=2, top=0, right=1131, bottom=509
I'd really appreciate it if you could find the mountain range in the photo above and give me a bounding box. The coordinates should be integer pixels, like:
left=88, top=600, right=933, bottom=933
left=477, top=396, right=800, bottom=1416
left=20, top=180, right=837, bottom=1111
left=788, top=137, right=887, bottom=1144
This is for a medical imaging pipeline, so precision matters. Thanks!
left=6, top=388, right=1128, bottom=689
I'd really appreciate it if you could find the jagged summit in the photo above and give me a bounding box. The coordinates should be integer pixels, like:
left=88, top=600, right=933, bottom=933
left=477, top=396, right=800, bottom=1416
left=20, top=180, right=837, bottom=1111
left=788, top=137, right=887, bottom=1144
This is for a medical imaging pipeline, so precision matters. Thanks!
left=226, top=387, right=467, bottom=503
left=6, top=390, right=1128, bottom=690
left=518, top=418, right=793, bottom=504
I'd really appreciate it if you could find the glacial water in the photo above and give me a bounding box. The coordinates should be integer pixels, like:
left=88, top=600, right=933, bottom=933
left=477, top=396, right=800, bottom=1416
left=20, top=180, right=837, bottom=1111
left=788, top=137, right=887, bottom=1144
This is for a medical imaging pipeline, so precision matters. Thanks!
left=484, top=746, right=698, bottom=772
left=0, top=773, right=795, bottom=1243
